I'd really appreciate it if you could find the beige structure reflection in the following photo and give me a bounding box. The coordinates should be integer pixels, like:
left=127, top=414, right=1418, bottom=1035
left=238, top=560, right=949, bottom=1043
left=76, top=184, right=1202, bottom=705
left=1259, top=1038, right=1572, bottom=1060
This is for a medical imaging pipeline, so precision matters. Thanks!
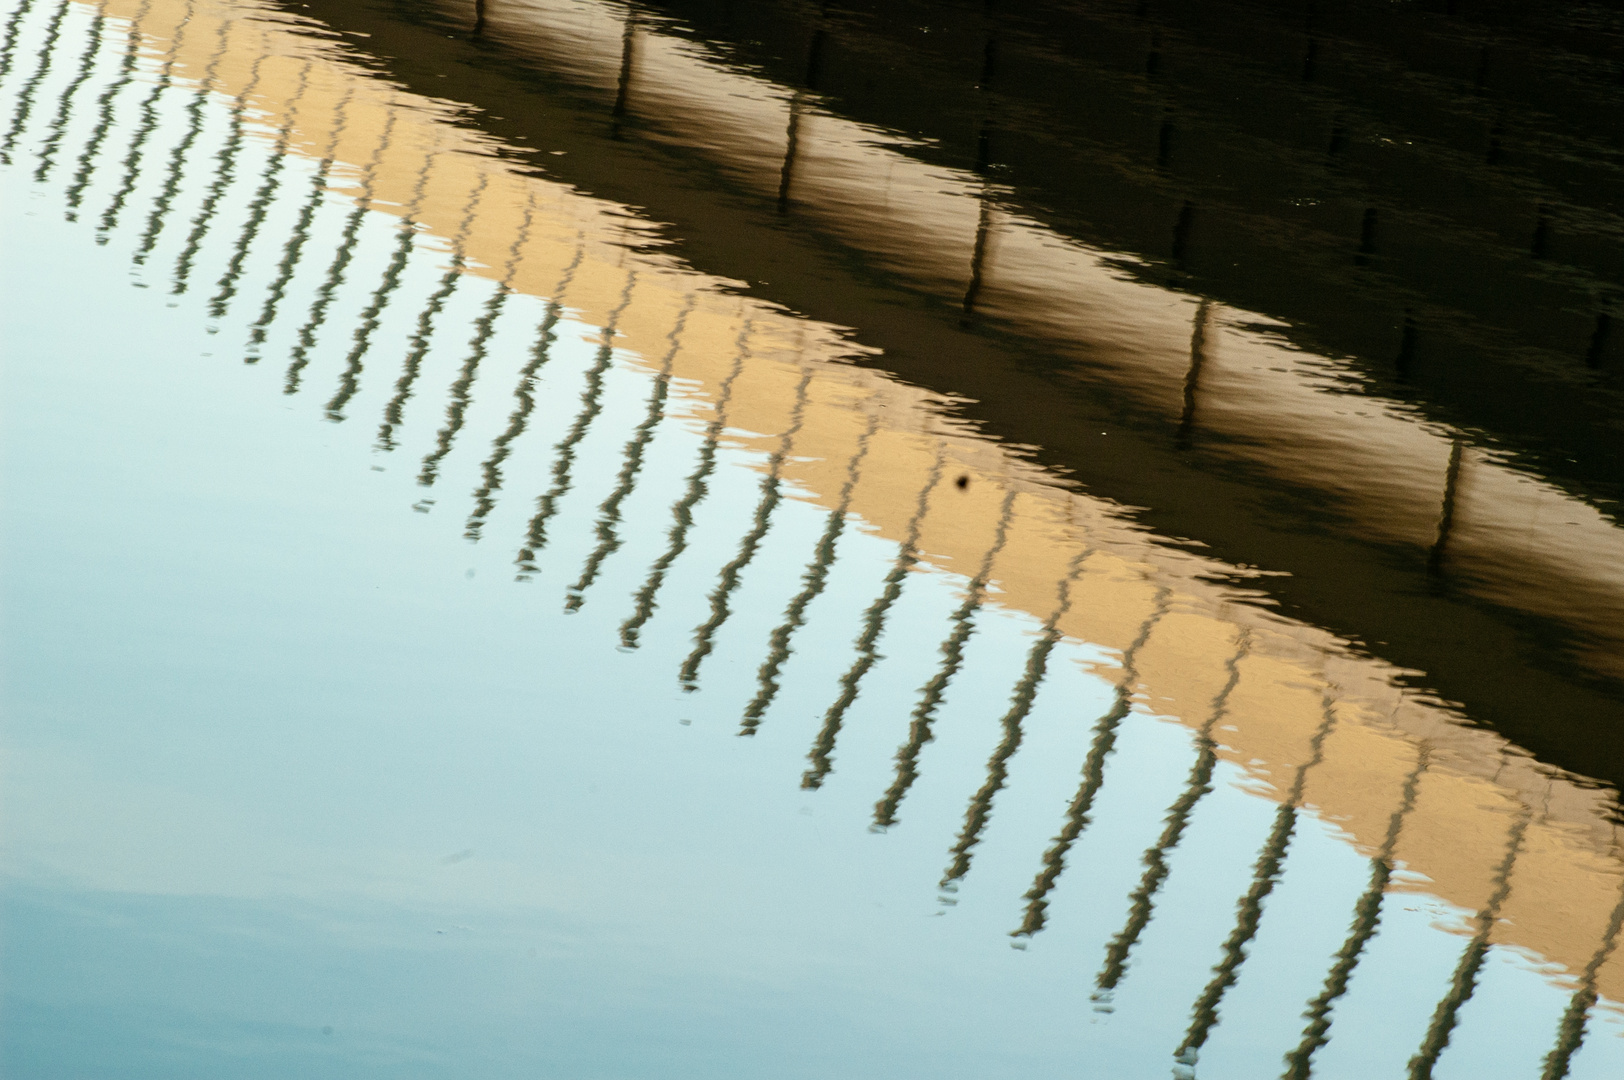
left=74, top=0, right=1624, bottom=1045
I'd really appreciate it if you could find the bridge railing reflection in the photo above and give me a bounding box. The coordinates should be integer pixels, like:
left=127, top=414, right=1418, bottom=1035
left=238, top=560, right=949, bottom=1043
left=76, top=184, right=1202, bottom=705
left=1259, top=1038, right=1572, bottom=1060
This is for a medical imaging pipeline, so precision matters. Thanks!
left=7, top=2, right=1624, bottom=1071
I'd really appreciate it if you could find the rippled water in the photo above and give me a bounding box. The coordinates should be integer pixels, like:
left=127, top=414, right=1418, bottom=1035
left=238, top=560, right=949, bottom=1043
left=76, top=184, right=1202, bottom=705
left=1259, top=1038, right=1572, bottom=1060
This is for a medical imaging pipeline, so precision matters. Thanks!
left=3, top=1, right=1623, bottom=1077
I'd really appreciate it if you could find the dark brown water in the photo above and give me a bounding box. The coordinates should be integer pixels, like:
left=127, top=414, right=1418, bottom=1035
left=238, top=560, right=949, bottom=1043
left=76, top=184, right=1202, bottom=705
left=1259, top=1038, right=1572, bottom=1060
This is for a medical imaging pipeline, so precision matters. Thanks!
left=1, top=1, right=1621, bottom=1077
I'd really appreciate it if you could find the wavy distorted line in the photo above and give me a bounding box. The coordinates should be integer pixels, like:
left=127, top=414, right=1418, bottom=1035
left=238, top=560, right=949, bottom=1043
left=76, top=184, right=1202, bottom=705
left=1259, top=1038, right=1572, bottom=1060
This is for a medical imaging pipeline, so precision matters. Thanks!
left=942, top=540, right=1092, bottom=893
left=739, top=409, right=879, bottom=733
left=866, top=480, right=1014, bottom=811
left=564, top=293, right=699, bottom=613
left=32, top=4, right=104, bottom=182
left=375, top=170, right=488, bottom=449
left=1406, top=801, right=1535, bottom=1080
left=465, top=242, right=587, bottom=539
left=95, top=0, right=192, bottom=239
left=1095, top=631, right=1251, bottom=994
left=959, top=186, right=994, bottom=324
left=170, top=48, right=265, bottom=294
left=941, top=542, right=1091, bottom=889
left=0, top=0, right=40, bottom=83
left=131, top=15, right=225, bottom=267
left=417, top=193, right=538, bottom=482
left=618, top=319, right=752, bottom=649
left=62, top=0, right=151, bottom=218
left=1540, top=873, right=1624, bottom=1080
left=1011, top=585, right=1174, bottom=931
left=325, top=203, right=417, bottom=417
left=803, top=447, right=946, bottom=788
left=1282, top=742, right=1430, bottom=1080
left=246, top=86, right=353, bottom=361
left=0, top=0, right=72, bottom=166
left=1176, top=694, right=1342, bottom=1069
left=325, top=141, right=438, bottom=420
left=679, top=368, right=815, bottom=692
left=208, top=59, right=312, bottom=320
left=283, top=108, right=396, bottom=392
left=1177, top=298, right=1213, bottom=449
left=514, top=271, right=639, bottom=577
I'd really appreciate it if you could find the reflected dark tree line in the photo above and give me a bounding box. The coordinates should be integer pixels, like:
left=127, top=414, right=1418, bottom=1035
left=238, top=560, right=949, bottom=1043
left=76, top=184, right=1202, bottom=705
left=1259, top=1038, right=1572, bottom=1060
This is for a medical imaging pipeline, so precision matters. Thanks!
left=4, top=7, right=1621, bottom=1075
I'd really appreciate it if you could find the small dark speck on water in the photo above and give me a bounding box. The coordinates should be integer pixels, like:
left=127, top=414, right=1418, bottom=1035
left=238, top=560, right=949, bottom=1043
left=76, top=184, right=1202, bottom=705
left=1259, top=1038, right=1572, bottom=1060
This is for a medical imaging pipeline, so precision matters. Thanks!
left=322, top=1026, right=333, bottom=1036
left=441, top=849, right=474, bottom=864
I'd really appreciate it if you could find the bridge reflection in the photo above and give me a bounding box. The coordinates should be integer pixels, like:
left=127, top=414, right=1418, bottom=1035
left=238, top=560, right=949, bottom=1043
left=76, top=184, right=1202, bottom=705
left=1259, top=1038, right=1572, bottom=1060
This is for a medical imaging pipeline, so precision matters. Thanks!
left=4, top=0, right=1623, bottom=1074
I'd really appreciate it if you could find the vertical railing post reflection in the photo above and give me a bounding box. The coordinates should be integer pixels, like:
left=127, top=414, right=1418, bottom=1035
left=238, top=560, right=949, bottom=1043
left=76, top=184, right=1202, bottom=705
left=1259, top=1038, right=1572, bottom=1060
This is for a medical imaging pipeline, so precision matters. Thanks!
left=1539, top=871, right=1624, bottom=1080
left=513, top=272, right=639, bottom=574
left=678, top=367, right=816, bottom=691
left=95, top=0, right=194, bottom=241
left=775, top=7, right=826, bottom=215
left=33, top=3, right=106, bottom=183
left=417, top=193, right=539, bottom=478
left=1093, top=631, right=1251, bottom=996
left=0, top=0, right=41, bottom=84
left=246, top=86, right=355, bottom=362
left=618, top=319, right=753, bottom=647
left=63, top=0, right=154, bottom=221
left=1405, top=797, right=1536, bottom=1080
left=171, top=50, right=268, bottom=294
left=1281, top=743, right=1431, bottom=1079
left=465, top=242, right=588, bottom=540
left=1006, top=585, right=1173, bottom=931
left=941, top=537, right=1091, bottom=893
left=1176, top=298, right=1212, bottom=450
left=803, top=447, right=946, bottom=788
left=376, top=171, right=489, bottom=446
left=609, top=3, right=635, bottom=140
left=564, top=294, right=700, bottom=612
left=325, top=143, right=438, bottom=418
left=864, top=481, right=1015, bottom=809
left=959, top=23, right=999, bottom=328
left=209, top=61, right=314, bottom=320
left=739, top=408, right=878, bottom=732
left=283, top=109, right=397, bottom=393
left=1174, top=696, right=1341, bottom=1073
left=132, top=16, right=227, bottom=269
left=1585, top=312, right=1611, bottom=369
left=0, top=0, right=71, bottom=166
left=1427, top=437, right=1464, bottom=579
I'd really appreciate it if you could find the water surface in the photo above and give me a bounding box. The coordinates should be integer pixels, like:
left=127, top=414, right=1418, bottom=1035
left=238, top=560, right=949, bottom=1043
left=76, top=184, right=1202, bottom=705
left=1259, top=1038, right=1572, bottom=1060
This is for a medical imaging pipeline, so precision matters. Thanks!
left=2, top=2, right=1623, bottom=1078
